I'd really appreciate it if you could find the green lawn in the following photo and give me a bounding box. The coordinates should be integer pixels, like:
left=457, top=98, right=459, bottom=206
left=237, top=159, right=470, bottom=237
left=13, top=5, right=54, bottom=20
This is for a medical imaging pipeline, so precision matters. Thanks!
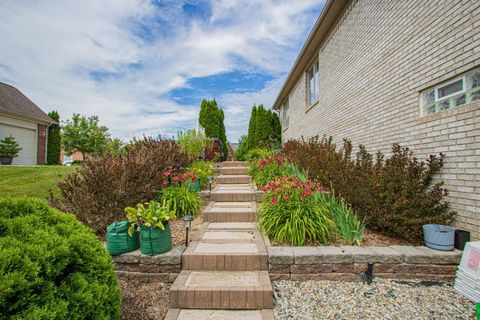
left=0, top=165, right=76, bottom=199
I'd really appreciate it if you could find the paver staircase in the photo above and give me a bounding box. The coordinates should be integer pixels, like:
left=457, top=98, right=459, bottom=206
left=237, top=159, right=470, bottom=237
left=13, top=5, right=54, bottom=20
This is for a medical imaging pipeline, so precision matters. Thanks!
left=166, top=161, right=274, bottom=320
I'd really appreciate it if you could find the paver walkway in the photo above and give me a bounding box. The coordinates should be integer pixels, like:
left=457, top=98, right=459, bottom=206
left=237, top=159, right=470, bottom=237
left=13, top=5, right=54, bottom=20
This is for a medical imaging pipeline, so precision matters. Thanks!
left=166, top=161, right=274, bottom=320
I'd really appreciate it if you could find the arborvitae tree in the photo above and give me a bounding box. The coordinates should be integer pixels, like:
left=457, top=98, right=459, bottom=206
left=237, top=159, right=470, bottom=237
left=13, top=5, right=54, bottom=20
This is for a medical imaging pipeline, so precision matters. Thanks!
left=246, top=105, right=257, bottom=151
left=218, top=108, right=228, bottom=160
left=198, top=98, right=228, bottom=160
left=255, top=105, right=271, bottom=147
left=46, top=111, right=61, bottom=165
left=269, top=110, right=281, bottom=143
left=199, top=99, right=220, bottom=138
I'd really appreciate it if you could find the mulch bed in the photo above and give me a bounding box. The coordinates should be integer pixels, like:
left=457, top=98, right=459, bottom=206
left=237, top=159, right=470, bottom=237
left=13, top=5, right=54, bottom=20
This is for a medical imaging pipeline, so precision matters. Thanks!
left=119, top=279, right=171, bottom=320
left=271, top=228, right=414, bottom=247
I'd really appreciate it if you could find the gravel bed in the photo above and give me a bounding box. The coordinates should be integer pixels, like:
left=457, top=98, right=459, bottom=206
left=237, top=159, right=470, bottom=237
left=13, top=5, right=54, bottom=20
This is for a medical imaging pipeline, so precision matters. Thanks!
left=274, top=279, right=475, bottom=319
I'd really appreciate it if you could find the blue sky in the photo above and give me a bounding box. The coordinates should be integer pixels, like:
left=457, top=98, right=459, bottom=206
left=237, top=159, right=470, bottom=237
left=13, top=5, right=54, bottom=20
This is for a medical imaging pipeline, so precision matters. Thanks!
left=0, top=0, right=325, bottom=141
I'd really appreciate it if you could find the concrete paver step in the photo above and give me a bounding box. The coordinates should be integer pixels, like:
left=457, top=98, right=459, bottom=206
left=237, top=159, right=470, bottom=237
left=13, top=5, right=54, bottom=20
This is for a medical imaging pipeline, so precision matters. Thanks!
left=216, top=174, right=252, bottom=184
left=220, top=161, right=249, bottom=168
left=211, top=185, right=256, bottom=202
left=220, top=167, right=249, bottom=175
left=165, top=309, right=274, bottom=320
left=208, top=222, right=257, bottom=231
left=203, top=201, right=257, bottom=222
left=183, top=232, right=268, bottom=270
left=170, top=270, right=273, bottom=309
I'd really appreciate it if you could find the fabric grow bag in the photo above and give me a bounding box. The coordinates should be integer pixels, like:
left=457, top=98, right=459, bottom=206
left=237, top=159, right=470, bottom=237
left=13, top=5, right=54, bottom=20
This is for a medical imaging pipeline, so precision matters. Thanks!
left=187, top=179, right=201, bottom=192
left=423, top=224, right=455, bottom=251
left=107, top=221, right=139, bottom=255
left=140, top=222, right=172, bottom=256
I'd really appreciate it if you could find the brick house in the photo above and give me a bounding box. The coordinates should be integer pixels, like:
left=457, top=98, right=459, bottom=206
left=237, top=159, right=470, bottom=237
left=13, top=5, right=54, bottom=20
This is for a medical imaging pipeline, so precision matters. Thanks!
left=273, top=0, right=480, bottom=239
left=0, top=82, right=54, bottom=165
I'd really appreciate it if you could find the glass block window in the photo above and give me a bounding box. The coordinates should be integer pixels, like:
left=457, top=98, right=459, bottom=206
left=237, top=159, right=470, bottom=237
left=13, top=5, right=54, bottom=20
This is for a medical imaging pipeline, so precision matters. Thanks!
left=282, top=98, right=289, bottom=127
left=307, top=60, right=319, bottom=106
left=422, top=67, right=480, bottom=115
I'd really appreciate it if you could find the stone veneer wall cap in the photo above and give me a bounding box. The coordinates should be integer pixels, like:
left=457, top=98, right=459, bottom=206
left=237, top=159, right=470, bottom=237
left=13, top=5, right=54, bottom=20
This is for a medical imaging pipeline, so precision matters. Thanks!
left=267, top=247, right=294, bottom=264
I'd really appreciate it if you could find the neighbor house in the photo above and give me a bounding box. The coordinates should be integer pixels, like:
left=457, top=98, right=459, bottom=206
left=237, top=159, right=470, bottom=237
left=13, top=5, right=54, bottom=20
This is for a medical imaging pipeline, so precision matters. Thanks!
left=273, top=0, right=480, bottom=239
left=0, top=82, right=54, bottom=165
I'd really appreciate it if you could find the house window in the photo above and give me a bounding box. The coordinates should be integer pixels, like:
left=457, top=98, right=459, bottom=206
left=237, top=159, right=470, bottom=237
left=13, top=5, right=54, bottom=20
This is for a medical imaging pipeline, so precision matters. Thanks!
left=422, top=67, right=480, bottom=115
left=282, top=98, right=289, bottom=127
left=307, top=60, right=319, bottom=106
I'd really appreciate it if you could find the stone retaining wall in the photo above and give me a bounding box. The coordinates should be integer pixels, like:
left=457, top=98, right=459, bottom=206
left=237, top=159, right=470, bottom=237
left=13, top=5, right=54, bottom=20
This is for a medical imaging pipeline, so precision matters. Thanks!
left=268, top=245, right=461, bottom=281
left=113, top=245, right=185, bottom=283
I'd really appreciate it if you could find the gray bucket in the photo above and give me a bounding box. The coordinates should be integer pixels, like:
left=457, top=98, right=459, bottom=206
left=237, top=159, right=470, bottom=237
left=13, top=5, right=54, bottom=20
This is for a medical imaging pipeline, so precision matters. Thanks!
left=423, top=224, right=455, bottom=251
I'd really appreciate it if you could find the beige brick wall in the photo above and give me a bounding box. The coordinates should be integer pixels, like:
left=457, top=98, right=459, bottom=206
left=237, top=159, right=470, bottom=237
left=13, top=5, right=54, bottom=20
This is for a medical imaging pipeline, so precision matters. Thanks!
left=281, top=0, right=480, bottom=239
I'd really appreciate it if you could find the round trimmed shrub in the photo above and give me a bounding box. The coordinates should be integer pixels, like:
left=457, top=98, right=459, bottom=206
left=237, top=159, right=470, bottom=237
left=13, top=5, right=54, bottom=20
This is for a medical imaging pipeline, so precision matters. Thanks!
left=0, top=198, right=121, bottom=319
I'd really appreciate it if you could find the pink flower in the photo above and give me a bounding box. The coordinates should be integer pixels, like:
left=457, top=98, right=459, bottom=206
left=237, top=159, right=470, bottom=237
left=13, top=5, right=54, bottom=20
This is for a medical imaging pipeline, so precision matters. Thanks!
left=271, top=197, right=278, bottom=205
left=162, top=180, right=169, bottom=185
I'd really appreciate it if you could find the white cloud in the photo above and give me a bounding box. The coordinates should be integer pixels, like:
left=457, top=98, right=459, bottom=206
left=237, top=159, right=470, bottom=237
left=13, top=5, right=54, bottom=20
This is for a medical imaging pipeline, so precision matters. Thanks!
left=0, top=0, right=324, bottom=141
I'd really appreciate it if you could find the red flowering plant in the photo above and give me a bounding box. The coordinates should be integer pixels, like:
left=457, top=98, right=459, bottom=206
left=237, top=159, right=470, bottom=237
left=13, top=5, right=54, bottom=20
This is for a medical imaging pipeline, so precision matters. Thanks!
left=258, top=176, right=334, bottom=246
left=248, top=153, right=305, bottom=188
left=161, top=170, right=197, bottom=187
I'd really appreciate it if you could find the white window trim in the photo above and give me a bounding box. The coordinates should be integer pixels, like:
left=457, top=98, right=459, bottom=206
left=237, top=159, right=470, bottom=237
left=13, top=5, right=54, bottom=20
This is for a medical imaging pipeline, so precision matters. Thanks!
left=420, top=68, right=480, bottom=116
left=282, top=98, right=289, bottom=129
left=435, top=76, right=465, bottom=101
left=307, top=60, right=319, bottom=108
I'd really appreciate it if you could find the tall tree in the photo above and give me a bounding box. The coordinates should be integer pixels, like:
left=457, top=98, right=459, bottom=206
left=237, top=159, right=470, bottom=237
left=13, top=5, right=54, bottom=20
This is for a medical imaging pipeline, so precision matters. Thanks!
left=62, top=114, right=110, bottom=159
left=246, top=105, right=257, bottom=150
left=198, top=98, right=228, bottom=160
left=218, top=108, right=227, bottom=160
left=46, top=110, right=61, bottom=165
left=255, top=105, right=270, bottom=147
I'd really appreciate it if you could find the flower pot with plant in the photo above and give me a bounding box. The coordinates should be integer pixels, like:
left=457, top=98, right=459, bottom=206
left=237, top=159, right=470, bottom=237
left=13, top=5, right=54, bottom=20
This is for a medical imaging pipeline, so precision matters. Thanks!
left=0, top=135, right=22, bottom=165
left=125, top=200, right=176, bottom=255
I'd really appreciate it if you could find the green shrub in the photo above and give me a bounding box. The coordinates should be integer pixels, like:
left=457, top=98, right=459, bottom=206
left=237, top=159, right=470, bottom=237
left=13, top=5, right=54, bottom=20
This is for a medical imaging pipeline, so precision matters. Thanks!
left=245, top=148, right=270, bottom=162
left=177, top=129, right=210, bottom=159
left=0, top=197, right=121, bottom=319
left=258, top=177, right=333, bottom=245
left=283, top=136, right=455, bottom=243
left=55, top=137, right=192, bottom=236
left=188, top=161, right=214, bottom=189
left=234, top=135, right=248, bottom=161
left=158, top=186, right=202, bottom=217
left=0, top=135, right=22, bottom=157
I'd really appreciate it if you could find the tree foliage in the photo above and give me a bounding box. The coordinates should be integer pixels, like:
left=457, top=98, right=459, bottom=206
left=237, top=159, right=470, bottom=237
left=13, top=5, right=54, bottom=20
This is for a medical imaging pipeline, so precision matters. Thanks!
left=244, top=104, right=281, bottom=152
left=61, top=114, right=109, bottom=159
left=177, top=129, right=210, bottom=158
left=235, top=135, right=248, bottom=161
left=46, top=110, right=61, bottom=165
left=198, top=99, right=228, bottom=160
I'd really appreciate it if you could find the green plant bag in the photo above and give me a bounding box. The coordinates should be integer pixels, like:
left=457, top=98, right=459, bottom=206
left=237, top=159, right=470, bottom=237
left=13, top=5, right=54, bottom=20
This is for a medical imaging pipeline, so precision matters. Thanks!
left=186, top=180, right=201, bottom=192
left=107, top=221, right=139, bottom=256
left=140, top=223, right=172, bottom=256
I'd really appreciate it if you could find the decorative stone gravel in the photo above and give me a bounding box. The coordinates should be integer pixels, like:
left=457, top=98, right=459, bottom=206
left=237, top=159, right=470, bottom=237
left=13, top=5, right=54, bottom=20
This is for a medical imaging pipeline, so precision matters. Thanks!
left=273, top=279, right=475, bottom=319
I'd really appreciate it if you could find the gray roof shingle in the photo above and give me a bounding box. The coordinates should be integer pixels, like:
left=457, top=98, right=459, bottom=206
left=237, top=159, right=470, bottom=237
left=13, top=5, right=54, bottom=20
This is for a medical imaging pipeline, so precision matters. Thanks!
left=0, top=82, right=53, bottom=123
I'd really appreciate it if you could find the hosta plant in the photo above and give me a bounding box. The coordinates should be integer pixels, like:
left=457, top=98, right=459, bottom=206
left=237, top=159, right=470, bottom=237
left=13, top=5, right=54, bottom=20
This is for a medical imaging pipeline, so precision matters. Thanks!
left=258, top=177, right=333, bottom=246
left=158, top=186, right=202, bottom=217
left=125, top=200, right=176, bottom=236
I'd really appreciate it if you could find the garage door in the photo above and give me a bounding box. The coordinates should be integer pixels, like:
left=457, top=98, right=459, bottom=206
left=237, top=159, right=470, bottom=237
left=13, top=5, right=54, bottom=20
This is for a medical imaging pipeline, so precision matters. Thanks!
left=0, top=124, right=36, bottom=165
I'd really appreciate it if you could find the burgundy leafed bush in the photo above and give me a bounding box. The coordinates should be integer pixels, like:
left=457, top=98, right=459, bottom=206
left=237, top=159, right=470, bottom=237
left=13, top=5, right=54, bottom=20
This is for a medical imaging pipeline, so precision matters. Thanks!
left=283, top=136, right=455, bottom=243
left=54, top=137, right=193, bottom=237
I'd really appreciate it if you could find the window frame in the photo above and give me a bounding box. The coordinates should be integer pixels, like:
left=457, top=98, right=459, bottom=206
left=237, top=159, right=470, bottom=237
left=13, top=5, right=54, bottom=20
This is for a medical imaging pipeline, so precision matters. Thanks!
left=435, top=77, right=465, bottom=101
left=282, top=98, right=289, bottom=128
left=307, top=59, right=319, bottom=107
left=420, top=67, right=480, bottom=116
